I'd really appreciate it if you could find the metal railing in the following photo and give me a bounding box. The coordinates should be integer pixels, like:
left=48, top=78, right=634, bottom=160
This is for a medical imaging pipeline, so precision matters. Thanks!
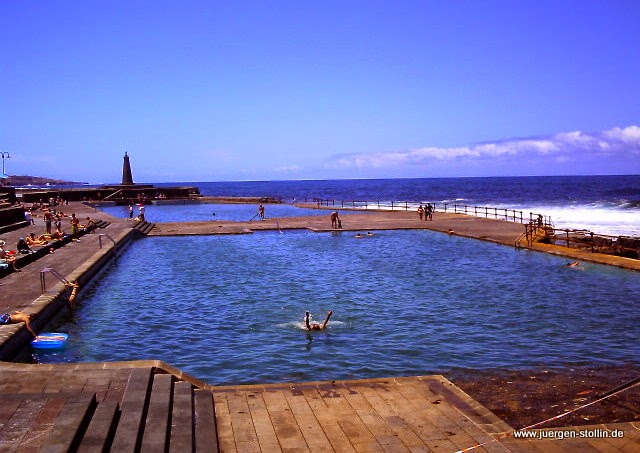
left=516, top=225, right=639, bottom=259
left=40, top=267, right=71, bottom=293
left=98, top=233, right=116, bottom=249
left=98, top=234, right=118, bottom=259
left=306, top=198, right=548, bottom=226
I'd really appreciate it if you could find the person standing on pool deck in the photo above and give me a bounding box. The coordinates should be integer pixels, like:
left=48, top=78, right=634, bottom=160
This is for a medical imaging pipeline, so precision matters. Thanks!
left=128, top=205, right=134, bottom=219
left=426, top=203, right=434, bottom=221
left=330, top=211, right=340, bottom=229
left=259, top=204, right=265, bottom=221
left=43, top=209, right=53, bottom=234
left=70, top=213, right=80, bottom=235
left=305, top=311, right=332, bottom=330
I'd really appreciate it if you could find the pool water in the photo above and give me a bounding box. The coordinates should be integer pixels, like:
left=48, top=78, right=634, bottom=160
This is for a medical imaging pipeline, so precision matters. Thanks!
left=100, top=203, right=347, bottom=223
left=30, top=230, right=640, bottom=385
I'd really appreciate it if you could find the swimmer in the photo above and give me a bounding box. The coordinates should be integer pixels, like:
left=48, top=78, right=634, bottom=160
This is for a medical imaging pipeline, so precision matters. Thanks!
left=305, top=311, right=332, bottom=331
left=355, top=233, right=363, bottom=239
left=367, top=232, right=374, bottom=236
left=566, top=261, right=583, bottom=269
left=65, top=281, right=80, bottom=304
left=448, top=229, right=455, bottom=235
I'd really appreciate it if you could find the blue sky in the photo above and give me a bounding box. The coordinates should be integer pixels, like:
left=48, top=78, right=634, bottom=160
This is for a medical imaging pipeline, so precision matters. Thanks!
left=2, top=1, right=639, bottom=183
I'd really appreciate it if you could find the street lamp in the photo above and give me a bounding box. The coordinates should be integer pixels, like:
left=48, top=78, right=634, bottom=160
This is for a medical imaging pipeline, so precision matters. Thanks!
left=0, top=152, right=10, bottom=175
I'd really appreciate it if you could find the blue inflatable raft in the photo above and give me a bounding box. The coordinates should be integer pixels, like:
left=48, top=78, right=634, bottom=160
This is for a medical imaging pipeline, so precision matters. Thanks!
left=31, top=333, right=69, bottom=349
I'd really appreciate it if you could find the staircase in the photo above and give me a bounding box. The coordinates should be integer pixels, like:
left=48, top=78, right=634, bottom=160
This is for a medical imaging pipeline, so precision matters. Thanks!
left=42, top=367, right=219, bottom=453
left=132, top=220, right=155, bottom=235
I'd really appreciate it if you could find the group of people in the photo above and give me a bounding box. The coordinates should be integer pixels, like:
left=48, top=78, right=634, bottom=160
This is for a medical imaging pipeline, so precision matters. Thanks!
left=128, top=204, right=145, bottom=221
left=417, top=203, right=434, bottom=221
left=0, top=240, right=19, bottom=271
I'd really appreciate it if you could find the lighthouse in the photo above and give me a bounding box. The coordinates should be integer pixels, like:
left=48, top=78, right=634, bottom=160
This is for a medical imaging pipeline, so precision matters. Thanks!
left=122, top=152, right=134, bottom=185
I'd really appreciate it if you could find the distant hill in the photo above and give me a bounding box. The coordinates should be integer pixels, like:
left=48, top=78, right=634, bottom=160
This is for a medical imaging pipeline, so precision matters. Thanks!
left=4, top=175, right=88, bottom=186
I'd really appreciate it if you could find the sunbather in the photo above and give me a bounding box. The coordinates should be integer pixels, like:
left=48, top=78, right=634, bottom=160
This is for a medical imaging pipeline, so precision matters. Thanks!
left=26, top=232, right=48, bottom=246
left=0, top=311, right=37, bottom=337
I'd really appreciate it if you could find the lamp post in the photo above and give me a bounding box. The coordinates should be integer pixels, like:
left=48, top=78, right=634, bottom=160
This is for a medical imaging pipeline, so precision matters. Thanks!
left=0, top=152, right=9, bottom=175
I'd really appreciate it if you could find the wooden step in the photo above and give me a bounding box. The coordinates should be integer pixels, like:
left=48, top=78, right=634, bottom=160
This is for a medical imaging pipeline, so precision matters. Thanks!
left=170, top=381, right=194, bottom=452
left=141, top=223, right=155, bottom=235
left=110, top=367, right=154, bottom=452
left=40, top=394, right=97, bottom=453
left=77, top=400, right=119, bottom=452
left=140, top=373, right=174, bottom=452
left=194, top=389, right=219, bottom=453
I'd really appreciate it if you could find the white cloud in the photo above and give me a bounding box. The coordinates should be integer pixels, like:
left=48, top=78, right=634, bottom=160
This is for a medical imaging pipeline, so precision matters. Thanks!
left=328, top=125, right=640, bottom=170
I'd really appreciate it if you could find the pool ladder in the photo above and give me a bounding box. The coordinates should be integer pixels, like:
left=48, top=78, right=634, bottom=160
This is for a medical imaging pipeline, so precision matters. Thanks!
left=98, top=234, right=118, bottom=259
left=40, top=267, right=71, bottom=293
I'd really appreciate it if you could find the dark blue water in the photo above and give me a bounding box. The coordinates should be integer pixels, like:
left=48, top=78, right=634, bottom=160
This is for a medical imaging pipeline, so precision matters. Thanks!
left=151, top=175, right=640, bottom=235
left=157, top=175, right=640, bottom=207
left=31, top=230, right=640, bottom=386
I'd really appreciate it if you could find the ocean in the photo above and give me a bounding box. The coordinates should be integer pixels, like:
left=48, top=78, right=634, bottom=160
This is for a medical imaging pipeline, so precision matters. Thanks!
left=151, top=175, right=640, bottom=236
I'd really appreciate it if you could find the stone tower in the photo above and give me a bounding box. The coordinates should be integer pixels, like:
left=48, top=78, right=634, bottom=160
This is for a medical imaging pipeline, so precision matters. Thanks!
left=122, top=152, right=134, bottom=185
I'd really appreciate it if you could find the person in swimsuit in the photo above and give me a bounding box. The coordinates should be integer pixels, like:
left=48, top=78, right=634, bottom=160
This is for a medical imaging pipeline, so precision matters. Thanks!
left=305, top=311, right=332, bottom=330
left=0, top=311, right=37, bottom=337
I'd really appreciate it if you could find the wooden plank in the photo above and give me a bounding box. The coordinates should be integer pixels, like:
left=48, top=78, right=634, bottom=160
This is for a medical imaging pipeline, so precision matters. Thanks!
left=194, top=389, right=219, bottom=453
left=226, top=390, right=259, bottom=449
left=77, top=400, right=119, bottom=453
left=284, top=389, right=331, bottom=453
left=40, top=394, right=96, bottom=453
left=246, top=389, right=282, bottom=453
left=212, top=393, right=236, bottom=453
left=356, top=384, right=425, bottom=450
left=110, top=367, right=154, bottom=453
left=262, top=388, right=311, bottom=451
left=417, top=379, right=509, bottom=453
left=170, top=381, right=193, bottom=453
left=383, top=380, right=476, bottom=451
left=140, top=373, right=174, bottom=452
left=302, top=387, right=357, bottom=453
left=336, top=386, right=408, bottom=452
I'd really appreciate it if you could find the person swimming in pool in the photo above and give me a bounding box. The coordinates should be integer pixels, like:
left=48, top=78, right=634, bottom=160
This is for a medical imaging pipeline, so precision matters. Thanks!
left=305, top=311, right=332, bottom=330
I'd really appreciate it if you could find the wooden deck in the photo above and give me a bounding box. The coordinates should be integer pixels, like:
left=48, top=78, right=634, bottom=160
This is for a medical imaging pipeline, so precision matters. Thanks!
left=1, top=361, right=637, bottom=452
left=211, top=375, right=512, bottom=453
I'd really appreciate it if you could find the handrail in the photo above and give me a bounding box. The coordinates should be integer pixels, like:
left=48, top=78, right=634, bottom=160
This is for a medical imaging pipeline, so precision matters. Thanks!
left=40, top=267, right=71, bottom=293
left=307, top=198, right=547, bottom=226
left=98, top=233, right=118, bottom=259
left=98, top=233, right=116, bottom=249
left=103, top=188, right=123, bottom=200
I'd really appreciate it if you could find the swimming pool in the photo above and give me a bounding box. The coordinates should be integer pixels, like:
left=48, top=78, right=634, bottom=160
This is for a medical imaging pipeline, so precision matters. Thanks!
left=30, top=229, right=640, bottom=385
left=100, top=203, right=350, bottom=223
